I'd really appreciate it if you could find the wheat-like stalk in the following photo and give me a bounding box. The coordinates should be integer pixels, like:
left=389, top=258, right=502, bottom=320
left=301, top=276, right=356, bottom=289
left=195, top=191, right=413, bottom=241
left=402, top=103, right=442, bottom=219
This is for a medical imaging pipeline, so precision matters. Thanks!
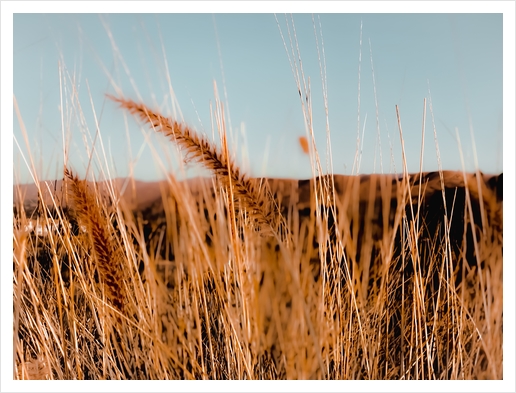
left=64, top=167, right=126, bottom=312
left=108, top=95, right=283, bottom=236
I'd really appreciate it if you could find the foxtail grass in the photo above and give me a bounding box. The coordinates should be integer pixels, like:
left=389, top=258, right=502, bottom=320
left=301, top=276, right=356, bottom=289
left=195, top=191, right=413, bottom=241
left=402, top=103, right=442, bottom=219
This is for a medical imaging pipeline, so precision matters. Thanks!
left=63, top=167, right=127, bottom=314
left=107, top=95, right=284, bottom=239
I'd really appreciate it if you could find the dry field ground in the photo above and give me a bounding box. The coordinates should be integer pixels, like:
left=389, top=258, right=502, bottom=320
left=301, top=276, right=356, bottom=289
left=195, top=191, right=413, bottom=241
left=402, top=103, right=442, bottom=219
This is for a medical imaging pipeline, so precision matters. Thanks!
left=12, top=98, right=503, bottom=380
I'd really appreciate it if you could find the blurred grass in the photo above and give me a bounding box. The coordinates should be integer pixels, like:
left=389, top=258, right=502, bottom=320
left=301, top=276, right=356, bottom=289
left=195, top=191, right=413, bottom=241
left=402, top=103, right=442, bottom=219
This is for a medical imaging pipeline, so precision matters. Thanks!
left=13, top=152, right=503, bottom=380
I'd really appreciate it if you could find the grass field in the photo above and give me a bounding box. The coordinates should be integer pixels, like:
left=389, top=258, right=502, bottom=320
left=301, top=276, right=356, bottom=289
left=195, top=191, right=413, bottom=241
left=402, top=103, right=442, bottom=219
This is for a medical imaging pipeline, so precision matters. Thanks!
left=12, top=95, right=503, bottom=380
left=11, top=14, right=504, bottom=382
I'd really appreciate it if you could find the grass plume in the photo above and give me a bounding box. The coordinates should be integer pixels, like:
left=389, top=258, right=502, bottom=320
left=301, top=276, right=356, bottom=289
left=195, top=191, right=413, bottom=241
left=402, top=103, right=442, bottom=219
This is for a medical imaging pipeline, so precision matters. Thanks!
left=64, top=167, right=127, bottom=313
left=107, top=95, right=283, bottom=237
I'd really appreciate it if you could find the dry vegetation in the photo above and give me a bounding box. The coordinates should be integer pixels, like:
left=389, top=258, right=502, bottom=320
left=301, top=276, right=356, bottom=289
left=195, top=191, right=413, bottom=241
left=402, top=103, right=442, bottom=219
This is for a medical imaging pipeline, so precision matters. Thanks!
left=13, top=95, right=503, bottom=380
left=12, top=16, right=503, bottom=381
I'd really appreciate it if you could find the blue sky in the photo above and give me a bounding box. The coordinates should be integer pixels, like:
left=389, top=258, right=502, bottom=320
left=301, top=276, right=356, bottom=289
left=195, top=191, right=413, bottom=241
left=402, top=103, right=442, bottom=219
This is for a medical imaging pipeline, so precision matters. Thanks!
left=8, top=7, right=509, bottom=184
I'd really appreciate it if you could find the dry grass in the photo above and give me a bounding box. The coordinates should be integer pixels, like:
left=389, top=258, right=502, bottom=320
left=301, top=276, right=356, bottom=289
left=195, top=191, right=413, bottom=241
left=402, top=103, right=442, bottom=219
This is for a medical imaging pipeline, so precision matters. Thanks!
left=12, top=96, right=503, bottom=380
left=107, top=95, right=282, bottom=238
left=12, top=18, right=502, bottom=380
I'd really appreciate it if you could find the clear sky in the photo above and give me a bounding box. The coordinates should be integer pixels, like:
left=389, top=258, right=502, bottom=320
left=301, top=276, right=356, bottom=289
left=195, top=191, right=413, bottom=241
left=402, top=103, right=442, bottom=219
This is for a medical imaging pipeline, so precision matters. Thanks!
left=8, top=6, right=507, bottom=184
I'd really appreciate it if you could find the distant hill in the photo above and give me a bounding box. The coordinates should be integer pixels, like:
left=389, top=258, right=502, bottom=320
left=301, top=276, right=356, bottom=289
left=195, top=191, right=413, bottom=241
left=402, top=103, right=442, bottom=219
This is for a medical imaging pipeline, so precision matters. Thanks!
left=13, top=171, right=502, bottom=215
left=13, top=176, right=218, bottom=213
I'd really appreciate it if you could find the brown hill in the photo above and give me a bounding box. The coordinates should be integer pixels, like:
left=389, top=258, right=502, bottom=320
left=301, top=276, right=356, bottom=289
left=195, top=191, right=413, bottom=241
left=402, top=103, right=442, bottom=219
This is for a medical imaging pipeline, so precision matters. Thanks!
left=13, top=171, right=502, bottom=216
